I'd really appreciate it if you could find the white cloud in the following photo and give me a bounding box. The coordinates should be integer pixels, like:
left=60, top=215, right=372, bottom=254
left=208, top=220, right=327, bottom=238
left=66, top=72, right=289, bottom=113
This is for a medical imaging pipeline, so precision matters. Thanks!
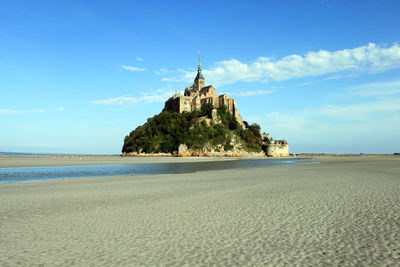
left=154, top=68, right=170, bottom=75
left=92, top=90, right=175, bottom=105
left=121, top=65, right=147, bottom=72
left=312, top=99, right=400, bottom=121
left=92, top=96, right=138, bottom=105
left=250, top=112, right=311, bottom=135
left=53, top=106, right=65, bottom=111
left=0, top=106, right=66, bottom=116
left=232, top=90, right=275, bottom=97
left=246, top=77, right=400, bottom=153
left=344, top=79, right=400, bottom=97
left=0, top=109, right=45, bottom=116
left=163, top=43, right=400, bottom=86
left=136, top=57, right=144, bottom=61
left=325, top=73, right=360, bottom=80
left=138, top=90, right=176, bottom=103
left=162, top=77, right=181, bottom=82
left=248, top=97, right=400, bottom=153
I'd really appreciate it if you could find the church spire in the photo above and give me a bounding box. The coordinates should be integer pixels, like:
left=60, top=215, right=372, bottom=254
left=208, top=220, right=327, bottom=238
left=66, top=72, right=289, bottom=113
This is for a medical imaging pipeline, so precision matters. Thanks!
left=198, top=50, right=201, bottom=71
left=194, top=51, right=205, bottom=82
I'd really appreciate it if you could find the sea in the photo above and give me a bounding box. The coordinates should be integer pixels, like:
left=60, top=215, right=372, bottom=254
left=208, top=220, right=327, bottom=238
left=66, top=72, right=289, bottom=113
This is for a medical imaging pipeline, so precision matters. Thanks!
left=0, top=158, right=317, bottom=184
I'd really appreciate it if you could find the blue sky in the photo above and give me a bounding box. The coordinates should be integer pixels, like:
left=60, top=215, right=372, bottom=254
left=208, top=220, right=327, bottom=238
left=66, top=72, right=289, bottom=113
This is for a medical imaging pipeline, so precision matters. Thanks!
left=1, top=0, right=400, bottom=154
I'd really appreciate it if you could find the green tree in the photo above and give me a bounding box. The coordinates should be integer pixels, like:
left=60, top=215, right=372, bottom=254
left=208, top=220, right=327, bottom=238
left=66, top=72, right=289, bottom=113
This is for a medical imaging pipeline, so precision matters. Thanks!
left=201, top=103, right=214, bottom=118
left=122, top=107, right=263, bottom=154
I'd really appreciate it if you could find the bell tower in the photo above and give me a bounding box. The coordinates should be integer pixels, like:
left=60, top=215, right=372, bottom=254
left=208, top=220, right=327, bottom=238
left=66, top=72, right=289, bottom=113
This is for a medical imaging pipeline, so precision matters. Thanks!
left=194, top=51, right=205, bottom=91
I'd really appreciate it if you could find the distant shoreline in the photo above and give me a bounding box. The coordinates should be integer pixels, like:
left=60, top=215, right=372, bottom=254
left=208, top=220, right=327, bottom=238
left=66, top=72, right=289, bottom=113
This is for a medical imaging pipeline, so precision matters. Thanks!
left=0, top=154, right=261, bottom=168
left=1, top=152, right=398, bottom=157
left=296, top=153, right=399, bottom=157
left=0, top=153, right=398, bottom=169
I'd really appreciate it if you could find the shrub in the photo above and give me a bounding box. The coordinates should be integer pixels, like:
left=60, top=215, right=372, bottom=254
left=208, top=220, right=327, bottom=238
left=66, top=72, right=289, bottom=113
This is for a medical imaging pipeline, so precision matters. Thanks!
left=201, top=103, right=214, bottom=118
left=122, top=106, right=263, bottom=154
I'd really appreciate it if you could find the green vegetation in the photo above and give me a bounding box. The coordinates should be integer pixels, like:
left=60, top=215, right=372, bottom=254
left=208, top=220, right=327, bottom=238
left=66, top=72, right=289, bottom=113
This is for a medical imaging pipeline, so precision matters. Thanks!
left=122, top=105, right=262, bottom=154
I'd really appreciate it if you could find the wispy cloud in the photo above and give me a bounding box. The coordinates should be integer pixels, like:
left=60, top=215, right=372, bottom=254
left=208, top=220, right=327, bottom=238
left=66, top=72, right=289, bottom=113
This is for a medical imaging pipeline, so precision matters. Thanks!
left=0, top=106, right=65, bottom=116
left=245, top=77, right=400, bottom=153
left=344, top=79, right=400, bottom=97
left=162, top=77, right=181, bottom=82
left=248, top=97, right=400, bottom=152
left=312, top=99, right=400, bottom=121
left=325, top=73, right=360, bottom=80
left=163, top=43, right=400, bottom=86
left=51, top=106, right=65, bottom=111
left=273, top=97, right=398, bottom=125
left=232, top=90, right=275, bottom=97
left=154, top=68, right=170, bottom=76
left=0, top=109, right=45, bottom=116
left=121, top=65, right=147, bottom=72
left=266, top=81, right=400, bottom=125
left=92, top=96, right=137, bottom=105
left=92, top=90, right=175, bottom=105
left=136, top=57, right=144, bottom=61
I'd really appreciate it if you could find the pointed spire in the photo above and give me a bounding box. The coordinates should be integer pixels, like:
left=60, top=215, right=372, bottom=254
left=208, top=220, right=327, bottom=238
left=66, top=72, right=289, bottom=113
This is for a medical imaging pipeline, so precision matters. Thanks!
left=198, top=50, right=201, bottom=71
left=194, top=51, right=205, bottom=81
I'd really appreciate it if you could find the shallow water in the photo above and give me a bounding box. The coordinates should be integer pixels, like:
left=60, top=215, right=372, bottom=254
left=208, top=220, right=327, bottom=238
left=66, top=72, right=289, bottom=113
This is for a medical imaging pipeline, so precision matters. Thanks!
left=0, top=158, right=316, bottom=184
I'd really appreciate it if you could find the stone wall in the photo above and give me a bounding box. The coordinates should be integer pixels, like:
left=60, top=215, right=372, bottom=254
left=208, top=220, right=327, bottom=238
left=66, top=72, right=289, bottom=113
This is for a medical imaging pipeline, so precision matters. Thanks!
left=265, top=140, right=289, bottom=157
left=261, top=134, right=289, bottom=157
left=164, top=94, right=192, bottom=113
left=165, top=92, right=244, bottom=128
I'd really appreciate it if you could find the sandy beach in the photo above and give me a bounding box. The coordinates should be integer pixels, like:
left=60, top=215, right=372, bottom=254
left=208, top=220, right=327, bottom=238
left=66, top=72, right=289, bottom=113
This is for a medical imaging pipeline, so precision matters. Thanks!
left=0, top=156, right=399, bottom=266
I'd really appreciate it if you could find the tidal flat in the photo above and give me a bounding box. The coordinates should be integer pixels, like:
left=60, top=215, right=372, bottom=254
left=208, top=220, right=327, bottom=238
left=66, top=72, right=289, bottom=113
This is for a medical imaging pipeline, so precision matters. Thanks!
left=0, top=156, right=399, bottom=265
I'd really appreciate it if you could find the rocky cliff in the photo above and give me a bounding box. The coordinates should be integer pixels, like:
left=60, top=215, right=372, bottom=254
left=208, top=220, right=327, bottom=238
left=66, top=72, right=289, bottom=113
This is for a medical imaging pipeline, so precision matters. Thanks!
left=122, top=104, right=264, bottom=157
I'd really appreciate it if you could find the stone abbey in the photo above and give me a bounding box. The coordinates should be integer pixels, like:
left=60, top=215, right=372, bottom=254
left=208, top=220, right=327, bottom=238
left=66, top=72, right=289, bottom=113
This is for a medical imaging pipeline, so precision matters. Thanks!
left=164, top=55, right=245, bottom=128
left=163, top=55, right=289, bottom=157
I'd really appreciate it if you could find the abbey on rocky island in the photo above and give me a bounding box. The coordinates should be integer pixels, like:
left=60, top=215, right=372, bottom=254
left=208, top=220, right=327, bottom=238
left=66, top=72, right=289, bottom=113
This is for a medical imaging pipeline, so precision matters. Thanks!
left=164, top=55, right=245, bottom=128
left=163, top=55, right=289, bottom=157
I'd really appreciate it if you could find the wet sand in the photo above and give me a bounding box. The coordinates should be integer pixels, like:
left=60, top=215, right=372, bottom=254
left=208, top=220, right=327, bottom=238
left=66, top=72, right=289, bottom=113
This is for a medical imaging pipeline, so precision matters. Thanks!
left=0, top=154, right=235, bottom=168
left=0, top=157, right=399, bottom=265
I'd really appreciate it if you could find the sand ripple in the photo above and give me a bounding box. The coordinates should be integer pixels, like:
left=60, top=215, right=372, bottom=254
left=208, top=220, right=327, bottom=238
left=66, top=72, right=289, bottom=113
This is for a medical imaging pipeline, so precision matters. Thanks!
left=1, top=157, right=399, bottom=266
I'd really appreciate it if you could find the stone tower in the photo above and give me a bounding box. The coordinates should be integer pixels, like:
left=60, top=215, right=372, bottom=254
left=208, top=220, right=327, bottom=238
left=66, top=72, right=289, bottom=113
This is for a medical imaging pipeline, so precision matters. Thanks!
left=193, top=52, right=205, bottom=91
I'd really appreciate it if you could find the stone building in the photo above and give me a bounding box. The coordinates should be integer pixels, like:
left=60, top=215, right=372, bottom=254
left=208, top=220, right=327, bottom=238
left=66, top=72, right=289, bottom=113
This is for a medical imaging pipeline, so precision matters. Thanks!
left=164, top=56, right=245, bottom=128
left=262, top=134, right=289, bottom=157
left=164, top=55, right=290, bottom=157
